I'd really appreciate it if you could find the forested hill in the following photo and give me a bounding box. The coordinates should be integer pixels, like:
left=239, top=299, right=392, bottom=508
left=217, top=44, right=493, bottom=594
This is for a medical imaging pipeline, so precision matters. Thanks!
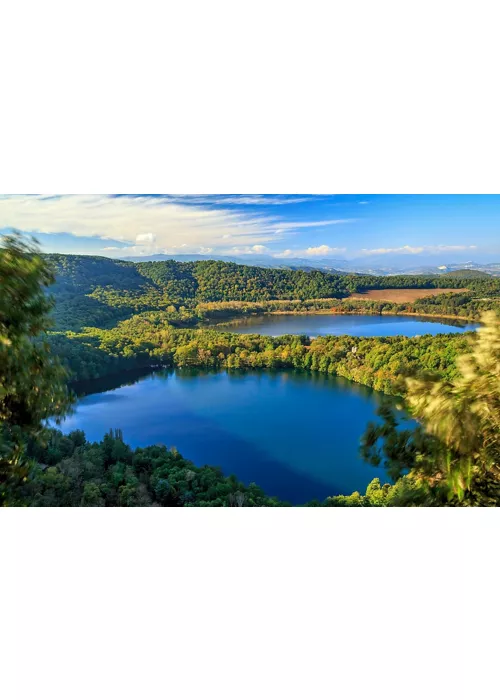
left=45, top=253, right=483, bottom=302
left=46, top=254, right=146, bottom=294
left=46, top=254, right=353, bottom=301
left=42, top=253, right=500, bottom=332
left=46, top=255, right=354, bottom=329
left=442, top=269, right=491, bottom=279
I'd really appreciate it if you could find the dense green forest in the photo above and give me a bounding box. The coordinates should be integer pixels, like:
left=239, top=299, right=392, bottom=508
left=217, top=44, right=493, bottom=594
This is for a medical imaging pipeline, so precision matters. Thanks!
left=45, top=253, right=500, bottom=331
left=17, top=426, right=420, bottom=507
left=48, top=254, right=500, bottom=309
left=442, top=269, right=492, bottom=279
left=39, top=252, right=499, bottom=395
left=21, top=428, right=284, bottom=507
left=49, top=312, right=469, bottom=394
left=2, top=238, right=500, bottom=507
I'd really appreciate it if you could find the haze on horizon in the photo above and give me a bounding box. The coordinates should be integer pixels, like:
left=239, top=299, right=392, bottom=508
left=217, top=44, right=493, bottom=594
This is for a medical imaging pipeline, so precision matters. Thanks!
left=1, top=194, right=499, bottom=268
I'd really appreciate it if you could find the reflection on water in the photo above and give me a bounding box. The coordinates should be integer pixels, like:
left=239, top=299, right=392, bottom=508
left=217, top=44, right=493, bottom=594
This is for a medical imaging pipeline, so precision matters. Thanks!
left=215, top=313, right=479, bottom=338
left=60, top=368, right=411, bottom=504
left=71, top=367, right=159, bottom=398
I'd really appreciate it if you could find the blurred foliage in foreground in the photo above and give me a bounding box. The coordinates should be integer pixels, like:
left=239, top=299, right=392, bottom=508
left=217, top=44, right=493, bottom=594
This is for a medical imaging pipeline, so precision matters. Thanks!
left=0, top=233, right=72, bottom=505
left=362, top=312, right=500, bottom=506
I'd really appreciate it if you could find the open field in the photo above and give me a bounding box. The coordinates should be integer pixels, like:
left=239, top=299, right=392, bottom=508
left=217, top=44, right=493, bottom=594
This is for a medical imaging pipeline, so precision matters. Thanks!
left=348, top=288, right=466, bottom=303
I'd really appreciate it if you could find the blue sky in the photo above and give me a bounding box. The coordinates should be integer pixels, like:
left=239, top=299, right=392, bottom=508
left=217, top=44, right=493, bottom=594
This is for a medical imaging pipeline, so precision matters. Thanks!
left=1, top=194, right=500, bottom=264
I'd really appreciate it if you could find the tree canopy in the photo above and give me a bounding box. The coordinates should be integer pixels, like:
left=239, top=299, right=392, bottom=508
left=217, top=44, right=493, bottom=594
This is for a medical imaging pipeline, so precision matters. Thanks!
left=0, top=234, right=72, bottom=504
left=362, top=311, right=500, bottom=505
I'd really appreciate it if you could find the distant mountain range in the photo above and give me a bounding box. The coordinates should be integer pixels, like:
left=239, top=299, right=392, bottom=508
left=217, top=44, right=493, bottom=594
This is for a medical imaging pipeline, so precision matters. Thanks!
left=120, top=253, right=500, bottom=277
left=121, top=253, right=350, bottom=273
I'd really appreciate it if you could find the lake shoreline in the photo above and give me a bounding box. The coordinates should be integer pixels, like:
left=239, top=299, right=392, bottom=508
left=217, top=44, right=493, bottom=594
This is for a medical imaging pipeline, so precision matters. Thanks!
left=62, top=368, right=404, bottom=503
left=66, top=314, right=477, bottom=398
left=210, top=308, right=477, bottom=329
left=69, top=362, right=407, bottom=402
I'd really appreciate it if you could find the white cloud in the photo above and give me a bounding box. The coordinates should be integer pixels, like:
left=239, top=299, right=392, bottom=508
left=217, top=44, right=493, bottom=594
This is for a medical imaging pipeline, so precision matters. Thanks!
left=228, top=245, right=271, bottom=255
left=136, top=232, right=156, bottom=243
left=0, top=195, right=351, bottom=255
left=274, top=245, right=347, bottom=258
left=362, top=245, right=425, bottom=255
left=360, top=245, right=477, bottom=256
left=116, top=243, right=218, bottom=257
left=305, top=245, right=343, bottom=256
left=164, top=195, right=321, bottom=206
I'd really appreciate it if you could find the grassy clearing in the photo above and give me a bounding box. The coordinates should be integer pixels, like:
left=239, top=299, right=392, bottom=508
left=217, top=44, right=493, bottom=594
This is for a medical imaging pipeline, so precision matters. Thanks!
left=348, top=288, right=466, bottom=303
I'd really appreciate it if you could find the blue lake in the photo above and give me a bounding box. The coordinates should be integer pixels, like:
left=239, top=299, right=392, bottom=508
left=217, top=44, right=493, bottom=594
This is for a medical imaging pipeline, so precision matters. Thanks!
left=60, top=369, right=409, bottom=504
left=219, top=313, right=478, bottom=337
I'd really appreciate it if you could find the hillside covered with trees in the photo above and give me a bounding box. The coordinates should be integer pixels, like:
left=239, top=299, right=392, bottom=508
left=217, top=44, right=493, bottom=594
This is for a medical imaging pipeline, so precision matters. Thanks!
left=2, top=236, right=500, bottom=507
left=39, top=253, right=500, bottom=394
left=48, top=313, right=470, bottom=394
left=44, top=253, right=500, bottom=331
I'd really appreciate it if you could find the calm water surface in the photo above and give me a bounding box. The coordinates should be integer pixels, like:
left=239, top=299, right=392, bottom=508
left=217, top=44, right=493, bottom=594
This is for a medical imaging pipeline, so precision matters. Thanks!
left=60, top=369, right=410, bottom=504
left=219, top=313, right=478, bottom=337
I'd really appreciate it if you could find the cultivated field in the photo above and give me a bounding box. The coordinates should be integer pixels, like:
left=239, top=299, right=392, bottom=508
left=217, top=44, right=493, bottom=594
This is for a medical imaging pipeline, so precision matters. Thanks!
left=348, top=288, right=466, bottom=303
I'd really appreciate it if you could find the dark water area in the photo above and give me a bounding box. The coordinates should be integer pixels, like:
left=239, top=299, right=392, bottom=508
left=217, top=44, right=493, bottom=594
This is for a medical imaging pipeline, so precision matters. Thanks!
left=217, top=313, right=478, bottom=337
left=59, top=369, right=411, bottom=504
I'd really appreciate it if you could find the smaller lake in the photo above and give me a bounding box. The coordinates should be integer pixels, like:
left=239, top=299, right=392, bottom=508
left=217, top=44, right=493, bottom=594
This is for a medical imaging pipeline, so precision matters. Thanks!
left=217, top=313, right=478, bottom=337
left=59, top=369, right=411, bottom=504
